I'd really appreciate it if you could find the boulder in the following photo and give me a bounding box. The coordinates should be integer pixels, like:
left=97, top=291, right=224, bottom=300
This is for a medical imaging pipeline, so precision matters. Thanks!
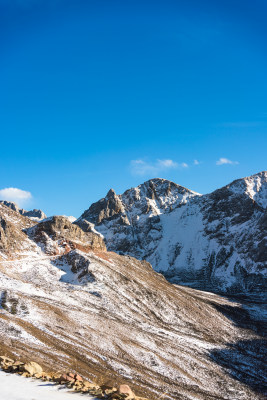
left=21, top=361, right=43, bottom=376
left=75, top=373, right=83, bottom=381
left=0, top=356, right=14, bottom=365
left=118, top=384, right=135, bottom=399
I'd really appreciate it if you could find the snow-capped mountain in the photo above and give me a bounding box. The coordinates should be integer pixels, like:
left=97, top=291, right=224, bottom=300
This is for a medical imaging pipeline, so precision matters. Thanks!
left=0, top=202, right=266, bottom=400
left=76, top=171, right=267, bottom=293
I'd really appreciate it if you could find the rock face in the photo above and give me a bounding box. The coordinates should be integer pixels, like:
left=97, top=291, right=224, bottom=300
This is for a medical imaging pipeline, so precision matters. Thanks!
left=76, top=171, right=267, bottom=294
left=0, top=200, right=47, bottom=221
left=27, top=216, right=106, bottom=255
left=22, top=209, right=47, bottom=220
left=0, top=203, right=35, bottom=257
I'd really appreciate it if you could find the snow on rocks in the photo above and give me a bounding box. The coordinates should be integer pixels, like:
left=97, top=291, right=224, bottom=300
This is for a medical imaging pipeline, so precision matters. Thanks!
left=77, top=172, right=267, bottom=294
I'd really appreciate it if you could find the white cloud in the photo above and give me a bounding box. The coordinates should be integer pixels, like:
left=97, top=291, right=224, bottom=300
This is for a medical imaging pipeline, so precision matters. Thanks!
left=0, top=187, right=32, bottom=207
left=216, top=158, right=239, bottom=166
left=130, top=159, right=188, bottom=176
left=194, top=159, right=200, bottom=165
left=157, top=159, right=178, bottom=168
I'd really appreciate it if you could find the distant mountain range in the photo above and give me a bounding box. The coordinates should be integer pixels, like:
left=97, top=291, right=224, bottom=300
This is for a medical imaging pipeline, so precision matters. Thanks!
left=76, top=171, right=267, bottom=294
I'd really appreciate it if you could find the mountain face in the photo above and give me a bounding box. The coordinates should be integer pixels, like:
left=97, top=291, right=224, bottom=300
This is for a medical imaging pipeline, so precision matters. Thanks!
left=76, top=171, right=267, bottom=294
left=0, top=203, right=266, bottom=400
left=0, top=200, right=47, bottom=221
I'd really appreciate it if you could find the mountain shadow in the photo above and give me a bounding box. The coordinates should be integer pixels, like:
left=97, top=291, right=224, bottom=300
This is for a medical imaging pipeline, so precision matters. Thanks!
left=210, top=338, right=267, bottom=396
left=209, top=297, right=267, bottom=396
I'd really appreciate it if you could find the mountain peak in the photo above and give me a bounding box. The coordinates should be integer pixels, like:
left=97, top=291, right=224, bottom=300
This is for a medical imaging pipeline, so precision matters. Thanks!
left=106, top=188, right=117, bottom=198
left=226, top=170, right=267, bottom=208
left=76, top=171, right=266, bottom=293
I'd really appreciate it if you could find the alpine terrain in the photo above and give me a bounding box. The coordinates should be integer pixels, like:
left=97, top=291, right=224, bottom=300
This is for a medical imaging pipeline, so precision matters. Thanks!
left=77, top=171, right=267, bottom=294
left=0, top=172, right=266, bottom=399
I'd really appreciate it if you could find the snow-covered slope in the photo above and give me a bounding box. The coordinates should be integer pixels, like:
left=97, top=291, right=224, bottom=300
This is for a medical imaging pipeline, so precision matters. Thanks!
left=0, top=204, right=266, bottom=399
left=76, top=171, right=267, bottom=293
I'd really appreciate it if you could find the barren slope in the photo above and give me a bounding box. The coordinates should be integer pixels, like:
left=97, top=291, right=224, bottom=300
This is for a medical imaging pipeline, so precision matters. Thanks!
left=0, top=205, right=266, bottom=399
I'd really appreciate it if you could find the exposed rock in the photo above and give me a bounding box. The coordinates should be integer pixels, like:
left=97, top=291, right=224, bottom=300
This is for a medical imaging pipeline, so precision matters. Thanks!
left=22, top=209, right=47, bottom=220
left=0, top=201, right=20, bottom=213
left=75, top=373, right=83, bottom=381
left=118, top=384, right=135, bottom=399
left=0, top=356, right=14, bottom=365
left=21, top=361, right=43, bottom=376
left=0, top=200, right=47, bottom=221
left=77, top=172, right=267, bottom=294
left=27, top=215, right=106, bottom=254
left=78, top=188, right=126, bottom=225
left=0, top=204, right=34, bottom=256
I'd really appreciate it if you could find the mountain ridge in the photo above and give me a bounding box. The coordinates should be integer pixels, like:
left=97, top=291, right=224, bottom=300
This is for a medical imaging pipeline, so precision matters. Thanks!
left=76, top=171, right=267, bottom=294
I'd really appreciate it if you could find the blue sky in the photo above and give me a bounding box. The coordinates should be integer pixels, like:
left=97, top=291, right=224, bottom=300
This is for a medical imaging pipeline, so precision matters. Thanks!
left=0, top=0, right=266, bottom=217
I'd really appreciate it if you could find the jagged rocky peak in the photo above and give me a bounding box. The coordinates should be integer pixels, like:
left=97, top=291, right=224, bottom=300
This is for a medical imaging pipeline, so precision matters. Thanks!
left=122, top=177, right=200, bottom=209
left=79, top=188, right=125, bottom=225
left=78, top=178, right=200, bottom=228
left=0, top=200, right=47, bottom=221
left=76, top=172, right=267, bottom=294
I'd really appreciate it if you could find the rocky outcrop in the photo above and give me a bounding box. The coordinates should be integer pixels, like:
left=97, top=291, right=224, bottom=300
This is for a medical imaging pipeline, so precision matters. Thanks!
left=22, top=209, right=47, bottom=220
left=0, top=204, right=35, bottom=256
left=0, top=201, right=47, bottom=221
left=79, top=188, right=126, bottom=225
left=77, top=172, right=267, bottom=294
left=27, top=215, right=106, bottom=255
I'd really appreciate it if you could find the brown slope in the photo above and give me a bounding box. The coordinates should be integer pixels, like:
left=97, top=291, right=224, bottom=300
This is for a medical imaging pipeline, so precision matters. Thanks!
left=0, top=208, right=266, bottom=400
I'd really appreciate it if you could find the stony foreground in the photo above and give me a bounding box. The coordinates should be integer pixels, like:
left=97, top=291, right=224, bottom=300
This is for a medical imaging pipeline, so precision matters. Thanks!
left=0, top=356, right=146, bottom=399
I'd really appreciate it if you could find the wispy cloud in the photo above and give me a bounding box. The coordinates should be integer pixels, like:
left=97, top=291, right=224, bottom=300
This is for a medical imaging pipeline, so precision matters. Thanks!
left=157, top=159, right=178, bottom=168
left=0, top=187, right=32, bottom=207
left=130, top=159, right=188, bottom=176
left=216, top=158, right=239, bottom=166
left=194, top=159, right=200, bottom=165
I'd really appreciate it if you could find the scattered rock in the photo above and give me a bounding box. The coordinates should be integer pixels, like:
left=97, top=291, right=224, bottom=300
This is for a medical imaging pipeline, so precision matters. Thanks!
left=0, top=356, right=145, bottom=400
